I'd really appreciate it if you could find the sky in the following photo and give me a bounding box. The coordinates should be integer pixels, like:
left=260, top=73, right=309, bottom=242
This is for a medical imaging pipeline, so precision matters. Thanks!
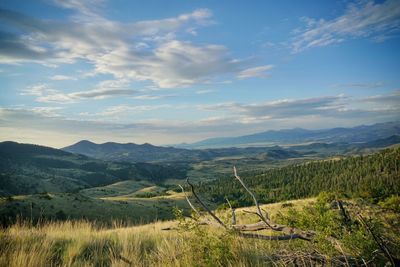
left=0, top=0, right=399, bottom=148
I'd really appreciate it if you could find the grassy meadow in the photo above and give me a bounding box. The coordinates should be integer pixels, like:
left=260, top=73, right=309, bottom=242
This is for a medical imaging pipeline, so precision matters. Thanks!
left=1, top=196, right=399, bottom=266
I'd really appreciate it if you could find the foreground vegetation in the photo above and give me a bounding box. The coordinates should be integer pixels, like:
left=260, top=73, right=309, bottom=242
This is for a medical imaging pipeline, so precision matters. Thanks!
left=1, top=194, right=399, bottom=266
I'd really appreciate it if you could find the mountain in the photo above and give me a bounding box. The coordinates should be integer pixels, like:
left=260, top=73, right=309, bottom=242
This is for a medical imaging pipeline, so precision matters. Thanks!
left=0, top=141, right=186, bottom=196
left=62, top=140, right=306, bottom=163
left=178, top=121, right=400, bottom=148
left=62, top=128, right=400, bottom=165
left=63, top=140, right=204, bottom=162
left=358, top=134, right=400, bottom=148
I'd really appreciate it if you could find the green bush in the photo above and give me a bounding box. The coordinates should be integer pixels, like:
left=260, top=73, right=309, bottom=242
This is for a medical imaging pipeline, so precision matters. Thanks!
left=275, top=192, right=387, bottom=262
left=379, top=195, right=400, bottom=212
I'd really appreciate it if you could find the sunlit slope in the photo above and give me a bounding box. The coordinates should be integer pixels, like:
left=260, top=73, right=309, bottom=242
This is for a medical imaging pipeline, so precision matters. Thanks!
left=1, top=196, right=398, bottom=267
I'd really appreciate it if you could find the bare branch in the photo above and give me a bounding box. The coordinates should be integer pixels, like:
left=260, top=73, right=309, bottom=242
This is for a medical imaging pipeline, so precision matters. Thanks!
left=336, top=199, right=351, bottom=226
left=238, top=232, right=312, bottom=241
left=233, top=166, right=271, bottom=225
left=225, top=197, right=236, bottom=225
left=232, top=221, right=268, bottom=231
left=177, top=167, right=316, bottom=243
left=357, top=213, right=398, bottom=266
left=178, top=184, right=200, bottom=217
left=186, top=178, right=227, bottom=229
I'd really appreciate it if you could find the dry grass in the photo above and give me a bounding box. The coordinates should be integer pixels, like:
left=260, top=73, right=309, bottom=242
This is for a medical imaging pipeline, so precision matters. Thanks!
left=0, top=199, right=319, bottom=267
left=1, top=197, right=397, bottom=266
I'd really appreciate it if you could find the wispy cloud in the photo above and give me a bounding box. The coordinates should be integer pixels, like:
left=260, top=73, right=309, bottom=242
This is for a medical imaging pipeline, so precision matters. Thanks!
left=21, top=79, right=136, bottom=103
left=96, top=104, right=173, bottom=116
left=20, top=84, right=59, bottom=96
left=199, top=93, right=400, bottom=122
left=292, top=0, right=400, bottom=53
left=199, top=96, right=348, bottom=119
left=49, top=75, right=77, bottom=81
left=331, top=82, right=384, bottom=89
left=237, top=65, right=274, bottom=79
left=361, top=89, right=400, bottom=106
left=132, top=94, right=175, bottom=100
left=195, top=89, right=215, bottom=94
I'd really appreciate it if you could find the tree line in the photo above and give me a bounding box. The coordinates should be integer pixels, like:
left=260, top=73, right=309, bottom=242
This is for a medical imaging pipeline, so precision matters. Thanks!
left=198, top=147, right=400, bottom=207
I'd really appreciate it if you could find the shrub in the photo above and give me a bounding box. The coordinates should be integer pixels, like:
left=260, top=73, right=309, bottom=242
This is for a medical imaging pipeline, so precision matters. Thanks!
left=378, top=195, right=400, bottom=212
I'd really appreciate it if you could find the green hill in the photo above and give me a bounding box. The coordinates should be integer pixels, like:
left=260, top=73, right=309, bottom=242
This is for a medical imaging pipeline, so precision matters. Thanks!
left=199, top=146, right=400, bottom=207
left=0, top=141, right=186, bottom=196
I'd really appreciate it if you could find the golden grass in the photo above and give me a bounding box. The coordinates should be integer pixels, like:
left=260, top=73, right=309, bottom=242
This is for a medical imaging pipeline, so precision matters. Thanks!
left=0, top=219, right=314, bottom=267
left=1, top=197, right=397, bottom=266
left=0, top=198, right=319, bottom=267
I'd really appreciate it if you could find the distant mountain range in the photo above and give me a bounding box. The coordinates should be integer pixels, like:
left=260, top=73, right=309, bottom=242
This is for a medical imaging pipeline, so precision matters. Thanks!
left=61, top=122, right=400, bottom=164
left=62, top=140, right=303, bottom=163
left=176, top=121, right=400, bottom=148
left=63, top=140, right=200, bottom=162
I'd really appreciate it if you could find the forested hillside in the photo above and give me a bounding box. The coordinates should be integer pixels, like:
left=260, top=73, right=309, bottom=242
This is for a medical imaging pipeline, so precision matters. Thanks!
left=199, top=147, right=400, bottom=207
left=0, top=142, right=186, bottom=196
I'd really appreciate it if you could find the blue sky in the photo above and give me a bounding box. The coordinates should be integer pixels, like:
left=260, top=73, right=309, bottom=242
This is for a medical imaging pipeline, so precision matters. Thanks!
left=0, top=0, right=399, bottom=147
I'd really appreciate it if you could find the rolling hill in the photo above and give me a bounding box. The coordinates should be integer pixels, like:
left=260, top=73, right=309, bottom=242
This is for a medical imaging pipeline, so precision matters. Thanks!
left=0, top=141, right=186, bottom=196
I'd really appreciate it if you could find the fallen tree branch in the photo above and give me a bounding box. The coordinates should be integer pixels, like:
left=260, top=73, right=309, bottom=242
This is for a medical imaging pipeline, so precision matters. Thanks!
left=178, top=168, right=316, bottom=241
left=357, top=213, right=398, bottom=266
left=186, top=178, right=227, bottom=229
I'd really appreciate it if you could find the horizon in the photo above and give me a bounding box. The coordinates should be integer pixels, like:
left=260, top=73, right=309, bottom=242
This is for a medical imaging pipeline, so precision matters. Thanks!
left=1, top=120, right=398, bottom=149
left=1, top=0, right=400, bottom=147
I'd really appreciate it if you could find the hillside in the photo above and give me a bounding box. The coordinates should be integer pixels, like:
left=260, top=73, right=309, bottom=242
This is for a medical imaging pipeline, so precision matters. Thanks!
left=199, top=146, right=400, bottom=207
left=0, top=141, right=186, bottom=196
left=179, top=121, right=400, bottom=148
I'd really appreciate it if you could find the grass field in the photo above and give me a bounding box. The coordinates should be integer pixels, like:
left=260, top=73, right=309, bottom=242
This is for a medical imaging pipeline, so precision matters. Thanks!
left=0, top=184, right=190, bottom=226
left=1, top=196, right=398, bottom=266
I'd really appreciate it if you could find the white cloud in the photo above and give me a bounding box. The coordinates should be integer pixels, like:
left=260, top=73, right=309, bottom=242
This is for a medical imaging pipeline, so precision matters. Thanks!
left=31, top=106, right=63, bottom=117
left=98, top=104, right=173, bottom=116
left=196, top=89, right=215, bottom=94
left=92, top=40, right=243, bottom=88
left=50, top=75, right=77, bottom=81
left=132, top=94, right=175, bottom=100
left=0, top=3, right=270, bottom=90
left=237, top=65, right=274, bottom=79
left=20, top=84, right=58, bottom=96
left=51, top=0, right=106, bottom=17
left=292, top=0, right=400, bottom=52
left=0, top=6, right=256, bottom=89
left=22, top=79, right=136, bottom=103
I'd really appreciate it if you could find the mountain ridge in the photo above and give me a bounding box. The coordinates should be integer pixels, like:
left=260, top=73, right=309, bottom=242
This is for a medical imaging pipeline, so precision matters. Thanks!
left=176, top=121, right=400, bottom=148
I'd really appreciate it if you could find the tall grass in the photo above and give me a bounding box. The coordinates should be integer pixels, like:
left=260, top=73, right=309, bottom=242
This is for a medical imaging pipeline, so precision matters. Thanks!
left=1, top=219, right=277, bottom=266
left=0, top=196, right=398, bottom=266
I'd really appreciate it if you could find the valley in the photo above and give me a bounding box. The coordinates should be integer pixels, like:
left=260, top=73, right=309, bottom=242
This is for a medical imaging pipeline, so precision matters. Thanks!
left=1, top=123, right=399, bottom=226
left=0, top=122, right=399, bottom=266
